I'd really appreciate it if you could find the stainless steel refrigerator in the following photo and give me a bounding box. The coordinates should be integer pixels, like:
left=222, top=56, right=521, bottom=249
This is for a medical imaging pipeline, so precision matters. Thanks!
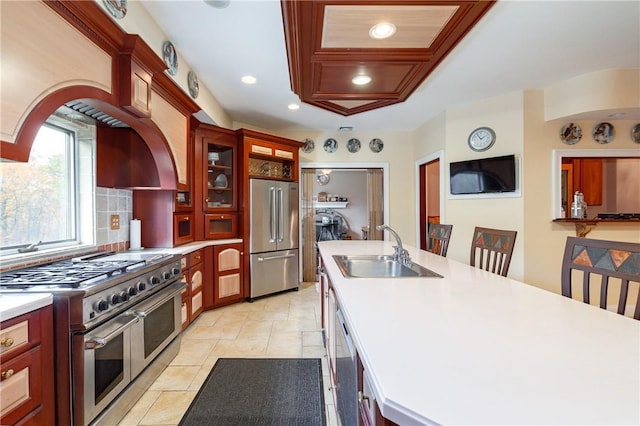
left=249, top=178, right=299, bottom=299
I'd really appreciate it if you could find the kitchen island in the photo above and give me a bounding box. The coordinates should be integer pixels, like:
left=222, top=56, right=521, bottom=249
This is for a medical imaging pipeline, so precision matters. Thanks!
left=319, top=240, right=639, bottom=425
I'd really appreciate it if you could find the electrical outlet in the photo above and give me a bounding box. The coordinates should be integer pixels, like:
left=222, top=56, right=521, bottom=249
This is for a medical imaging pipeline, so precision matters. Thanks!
left=110, top=214, right=120, bottom=230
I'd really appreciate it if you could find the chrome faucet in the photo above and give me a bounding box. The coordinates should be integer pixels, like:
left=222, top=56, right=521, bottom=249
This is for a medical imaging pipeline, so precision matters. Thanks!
left=376, top=225, right=411, bottom=265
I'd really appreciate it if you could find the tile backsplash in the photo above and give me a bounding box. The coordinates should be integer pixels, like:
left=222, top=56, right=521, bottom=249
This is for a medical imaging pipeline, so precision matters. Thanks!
left=96, top=187, right=132, bottom=251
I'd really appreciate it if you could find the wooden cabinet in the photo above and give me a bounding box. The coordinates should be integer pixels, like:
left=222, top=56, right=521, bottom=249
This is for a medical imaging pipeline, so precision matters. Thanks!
left=204, top=214, right=238, bottom=239
left=568, top=158, right=603, bottom=206
left=189, top=250, right=205, bottom=321
left=239, top=131, right=301, bottom=182
left=181, top=249, right=205, bottom=329
left=192, top=123, right=239, bottom=240
left=0, top=305, right=54, bottom=426
left=213, top=244, right=244, bottom=305
left=174, top=213, right=194, bottom=246
left=203, top=243, right=244, bottom=309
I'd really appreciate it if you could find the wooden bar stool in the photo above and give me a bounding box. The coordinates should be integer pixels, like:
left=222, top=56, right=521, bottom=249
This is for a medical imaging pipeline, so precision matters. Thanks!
left=561, top=236, right=640, bottom=319
left=470, top=226, right=517, bottom=277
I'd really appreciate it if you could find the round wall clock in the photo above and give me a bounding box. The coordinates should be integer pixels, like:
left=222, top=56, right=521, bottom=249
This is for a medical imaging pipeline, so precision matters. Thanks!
left=468, top=127, right=496, bottom=151
left=316, top=173, right=330, bottom=185
left=630, top=123, right=640, bottom=144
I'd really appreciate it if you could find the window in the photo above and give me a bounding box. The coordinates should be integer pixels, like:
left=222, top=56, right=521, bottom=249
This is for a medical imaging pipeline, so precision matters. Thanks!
left=0, top=117, right=95, bottom=255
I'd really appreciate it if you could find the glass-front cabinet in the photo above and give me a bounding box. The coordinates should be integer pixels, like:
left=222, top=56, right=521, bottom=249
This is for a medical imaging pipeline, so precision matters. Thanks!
left=204, top=138, right=235, bottom=211
left=192, top=122, right=239, bottom=240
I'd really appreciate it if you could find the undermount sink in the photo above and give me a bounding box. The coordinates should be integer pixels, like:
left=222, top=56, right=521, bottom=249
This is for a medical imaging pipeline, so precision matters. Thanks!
left=332, top=255, right=443, bottom=279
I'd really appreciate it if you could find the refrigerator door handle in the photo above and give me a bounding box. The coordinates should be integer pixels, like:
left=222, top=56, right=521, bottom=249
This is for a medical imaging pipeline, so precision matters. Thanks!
left=257, top=253, right=297, bottom=261
left=277, top=187, right=284, bottom=242
left=269, top=187, right=277, bottom=242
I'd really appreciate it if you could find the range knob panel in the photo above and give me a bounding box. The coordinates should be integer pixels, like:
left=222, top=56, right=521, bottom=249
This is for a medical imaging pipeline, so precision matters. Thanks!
left=93, top=300, right=108, bottom=312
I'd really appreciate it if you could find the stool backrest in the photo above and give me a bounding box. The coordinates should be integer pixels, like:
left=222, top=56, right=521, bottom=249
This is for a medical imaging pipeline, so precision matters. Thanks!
left=427, top=223, right=453, bottom=257
left=470, top=226, right=517, bottom=277
left=561, top=236, right=640, bottom=320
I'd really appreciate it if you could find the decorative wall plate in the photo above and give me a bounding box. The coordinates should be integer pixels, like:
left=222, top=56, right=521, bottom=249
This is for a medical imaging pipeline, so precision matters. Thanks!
left=631, top=123, right=640, bottom=144
left=162, top=41, right=178, bottom=76
left=187, top=71, right=199, bottom=99
left=301, top=138, right=315, bottom=153
left=592, top=122, right=615, bottom=144
left=560, top=122, right=582, bottom=145
left=369, top=138, right=384, bottom=153
left=347, top=138, right=361, bottom=153
left=324, top=138, right=338, bottom=153
left=104, top=0, right=127, bottom=19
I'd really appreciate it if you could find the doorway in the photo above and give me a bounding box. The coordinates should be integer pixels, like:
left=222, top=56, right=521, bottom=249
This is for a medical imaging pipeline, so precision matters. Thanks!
left=416, top=151, right=444, bottom=250
left=300, top=163, right=389, bottom=282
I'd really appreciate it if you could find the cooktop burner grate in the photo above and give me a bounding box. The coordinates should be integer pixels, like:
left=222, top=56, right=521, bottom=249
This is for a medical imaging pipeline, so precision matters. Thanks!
left=0, top=259, right=146, bottom=288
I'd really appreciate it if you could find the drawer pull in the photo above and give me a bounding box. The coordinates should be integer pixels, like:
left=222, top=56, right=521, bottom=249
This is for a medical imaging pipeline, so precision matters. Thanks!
left=1, top=369, right=14, bottom=380
left=1, top=337, right=14, bottom=348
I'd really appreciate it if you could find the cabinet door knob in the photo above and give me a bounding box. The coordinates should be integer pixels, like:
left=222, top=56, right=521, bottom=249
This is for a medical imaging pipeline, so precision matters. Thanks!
left=358, top=391, right=370, bottom=405
left=1, top=337, right=14, bottom=348
left=1, top=369, right=14, bottom=380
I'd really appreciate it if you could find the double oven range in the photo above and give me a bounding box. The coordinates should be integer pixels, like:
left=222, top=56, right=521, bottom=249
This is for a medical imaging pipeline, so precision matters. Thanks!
left=0, top=251, right=186, bottom=425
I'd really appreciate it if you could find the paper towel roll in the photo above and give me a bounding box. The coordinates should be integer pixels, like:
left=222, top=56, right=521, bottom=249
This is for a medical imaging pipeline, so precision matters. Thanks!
left=130, top=219, right=142, bottom=250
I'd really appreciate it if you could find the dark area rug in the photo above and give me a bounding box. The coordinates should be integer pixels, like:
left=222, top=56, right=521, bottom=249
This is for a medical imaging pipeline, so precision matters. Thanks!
left=179, top=358, right=326, bottom=426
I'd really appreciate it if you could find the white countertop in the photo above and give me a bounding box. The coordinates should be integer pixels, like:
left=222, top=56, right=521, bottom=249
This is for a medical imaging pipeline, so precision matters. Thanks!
left=0, top=293, right=53, bottom=322
left=319, top=240, right=640, bottom=425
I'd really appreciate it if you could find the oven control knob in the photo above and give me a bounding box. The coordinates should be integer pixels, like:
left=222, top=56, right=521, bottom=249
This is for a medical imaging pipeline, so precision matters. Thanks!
left=119, top=291, right=129, bottom=302
left=94, top=300, right=108, bottom=312
left=110, top=294, right=121, bottom=305
left=128, top=287, right=138, bottom=296
left=150, top=276, right=160, bottom=285
left=136, top=281, right=146, bottom=292
left=162, top=271, right=171, bottom=280
left=171, top=267, right=181, bottom=276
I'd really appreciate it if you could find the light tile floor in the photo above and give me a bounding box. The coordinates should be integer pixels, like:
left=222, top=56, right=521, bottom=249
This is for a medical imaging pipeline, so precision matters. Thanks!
left=117, top=282, right=339, bottom=426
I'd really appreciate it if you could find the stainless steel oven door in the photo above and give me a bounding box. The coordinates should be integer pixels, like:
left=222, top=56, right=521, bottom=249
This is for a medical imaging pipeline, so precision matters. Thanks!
left=130, top=280, right=185, bottom=377
left=82, top=312, right=138, bottom=425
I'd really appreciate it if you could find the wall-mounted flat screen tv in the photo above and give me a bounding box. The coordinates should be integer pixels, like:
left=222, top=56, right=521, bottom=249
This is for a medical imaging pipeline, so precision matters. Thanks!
left=450, top=154, right=517, bottom=195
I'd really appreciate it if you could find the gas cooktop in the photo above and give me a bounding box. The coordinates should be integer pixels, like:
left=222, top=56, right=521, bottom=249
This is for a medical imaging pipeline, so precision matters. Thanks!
left=0, top=252, right=175, bottom=289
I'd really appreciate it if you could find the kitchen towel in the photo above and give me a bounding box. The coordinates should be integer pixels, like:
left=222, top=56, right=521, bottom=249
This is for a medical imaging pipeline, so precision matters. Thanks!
left=179, top=358, right=326, bottom=426
left=130, top=219, right=142, bottom=250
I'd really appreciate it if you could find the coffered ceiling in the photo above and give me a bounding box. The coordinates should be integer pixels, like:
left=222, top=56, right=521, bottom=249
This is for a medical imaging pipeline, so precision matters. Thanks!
left=281, top=1, right=495, bottom=116
left=139, top=1, right=640, bottom=132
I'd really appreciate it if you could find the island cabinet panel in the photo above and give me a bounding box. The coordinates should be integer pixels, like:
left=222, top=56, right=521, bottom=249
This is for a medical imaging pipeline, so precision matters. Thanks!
left=357, top=356, right=399, bottom=426
left=0, top=305, right=55, bottom=426
left=0, top=1, right=111, bottom=148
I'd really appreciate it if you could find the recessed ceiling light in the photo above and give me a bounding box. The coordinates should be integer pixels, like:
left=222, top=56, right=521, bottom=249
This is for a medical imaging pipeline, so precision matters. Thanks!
left=352, top=75, right=372, bottom=85
left=369, top=22, right=396, bottom=39
left=288, top=103, right=300, bottom=110
left=203, top=0, right=230, bottom=9
left=241, top=75, right=257, bottom=84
